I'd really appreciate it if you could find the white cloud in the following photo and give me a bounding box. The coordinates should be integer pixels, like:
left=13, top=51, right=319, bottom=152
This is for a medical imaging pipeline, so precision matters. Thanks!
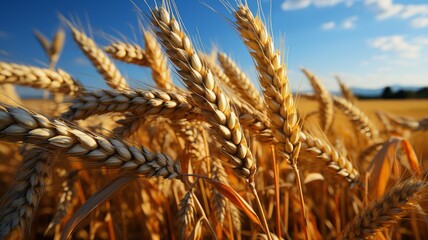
left=413, top=36, right=428, bottom=45
left=334, top=71, right=428, bottom=89
left=342, top=16, right=358, bottom=29
left=411, top=17, right=428, bottom=28
left=368, top=35, right=426, bottom=59
left=282, top=0, right=310, bottom=10
left=321, top=21, right=336, bottom=30
left=364, top=0, right=428, bottom=20
left=282, top=0, right=352, bottom=10
left=321, top=16, right=358, bottom=30
left=401, top=5, right=428, bottom=19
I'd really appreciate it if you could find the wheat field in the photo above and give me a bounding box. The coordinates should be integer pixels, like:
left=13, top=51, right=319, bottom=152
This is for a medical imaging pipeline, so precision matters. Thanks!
left=0, top=2, right=427, bottom=240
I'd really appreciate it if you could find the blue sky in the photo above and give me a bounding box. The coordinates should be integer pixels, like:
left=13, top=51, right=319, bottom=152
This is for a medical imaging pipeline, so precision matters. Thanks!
left=0, top=0, right=427, bottom=95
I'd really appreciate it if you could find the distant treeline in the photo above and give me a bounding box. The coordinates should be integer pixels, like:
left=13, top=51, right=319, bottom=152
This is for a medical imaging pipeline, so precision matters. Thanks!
left=357, top=86, right=428, bottom=99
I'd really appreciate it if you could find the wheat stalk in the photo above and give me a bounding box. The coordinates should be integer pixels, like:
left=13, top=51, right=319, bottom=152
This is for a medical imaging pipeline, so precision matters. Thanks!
left=234, top=5, right=305, bottom=238
left=336, top=76, right=357, bottom=104
left=143, top=31, right=174, bottom=90
left=0, top=105, right=181, bottom=179
left=151, top=6, right=256, bottom=180
left=0, top=62, right=84, bottom=96
left=177, top=190, right=196, bottom=238
left=62, top=89, right=198, bottom=121
left=300, top=131, right=360, bottom=183
left=333, top=96, right=380, bottom=142
left=105, top=42, right=149, bottom=66
left=44, top=170, right=78, bottom=236
left=340, top=179, right=427, bottom=239
left=302, top=68, right=334, bottom=132
left=235, top=4, right=301, bottom=165
left=65, top=21, right=129, bottom=91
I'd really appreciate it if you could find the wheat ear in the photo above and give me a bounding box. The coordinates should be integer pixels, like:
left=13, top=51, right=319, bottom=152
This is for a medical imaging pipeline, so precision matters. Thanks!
left=217, top=52, right=265, bottom=113
left=143, top=31, right=174, bottom=90
left=0, top=105, right=181, bottom=179
left=383, top=112, right=427, bottom=131
left=0, top=62, right=84, bottom=96
left=45, top=170, right=78, bottom=235
left=302, top=68, right=334, bottom=132
left=177, top=190, right=196, bottom=238
left=333, top=96, right=380, bottom=141
left=234, top=5, right=304, bottom=238
left=62, top=89, right=198, bottom=121
left=105, top=42, right=149, bottom=66
left=235, top=4, right=301, bottom=164
left=300, top=131, right=360, bottom=183
left=151, top=6, right=255, bottom=179
left=65, top=22, right=129, bottom=91
left=0, top=148, right=56, bottom=238
left=340, top=179, right=427, bottom=239
left=336, top=76, right=357, bottom=104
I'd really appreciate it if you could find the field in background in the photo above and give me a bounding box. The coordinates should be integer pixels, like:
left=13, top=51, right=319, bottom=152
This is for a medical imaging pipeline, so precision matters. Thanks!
left=298, top=98, right=428, bottom=162
left=23, top=98, right=428, bottom=163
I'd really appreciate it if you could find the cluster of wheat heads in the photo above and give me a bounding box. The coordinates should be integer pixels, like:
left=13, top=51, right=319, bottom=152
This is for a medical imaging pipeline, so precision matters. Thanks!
left=0, top=2, right=427, bottom=240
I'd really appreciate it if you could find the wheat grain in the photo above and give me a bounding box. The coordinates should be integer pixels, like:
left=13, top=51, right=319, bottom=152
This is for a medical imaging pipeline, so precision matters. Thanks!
left=105, top=42, right=149, bottom=66
left=200, top=54, right=240, bottom=96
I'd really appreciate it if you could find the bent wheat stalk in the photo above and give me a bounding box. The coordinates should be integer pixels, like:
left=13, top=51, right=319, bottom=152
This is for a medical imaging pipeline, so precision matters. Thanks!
left=62, top=89, right=198, bottom=121
left=0, top=105, right=181, bottom=179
